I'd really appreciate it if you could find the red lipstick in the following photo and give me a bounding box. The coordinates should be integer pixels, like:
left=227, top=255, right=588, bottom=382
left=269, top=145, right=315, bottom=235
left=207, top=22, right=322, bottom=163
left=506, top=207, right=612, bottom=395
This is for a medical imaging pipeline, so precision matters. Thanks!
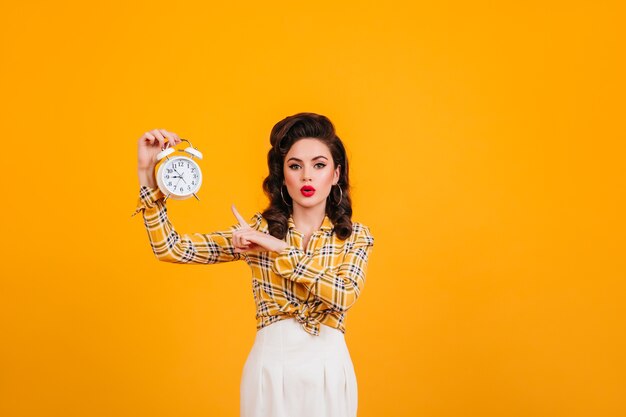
left=300, top=185, right=316, bottom=197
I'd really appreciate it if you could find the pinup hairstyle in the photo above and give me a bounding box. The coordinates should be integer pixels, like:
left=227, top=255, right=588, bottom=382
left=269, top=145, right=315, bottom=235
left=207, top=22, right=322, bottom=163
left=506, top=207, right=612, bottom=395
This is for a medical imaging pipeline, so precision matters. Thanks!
left=261, top=112, right=353, bottom=240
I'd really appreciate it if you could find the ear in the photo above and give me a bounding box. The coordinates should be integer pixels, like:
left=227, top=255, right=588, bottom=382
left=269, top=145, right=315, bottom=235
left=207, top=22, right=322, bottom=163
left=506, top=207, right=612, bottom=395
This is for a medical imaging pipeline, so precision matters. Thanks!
left=333, top=164, right=341, bottom=185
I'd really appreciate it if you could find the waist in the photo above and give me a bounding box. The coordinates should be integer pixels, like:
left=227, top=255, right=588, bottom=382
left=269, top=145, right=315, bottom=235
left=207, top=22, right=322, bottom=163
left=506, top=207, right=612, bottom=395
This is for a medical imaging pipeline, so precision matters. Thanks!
left=251, top=318, right=352, bottom=365
left=255, top=317, right=345, bottom=349
left=257, top=309, right=346, bottom=333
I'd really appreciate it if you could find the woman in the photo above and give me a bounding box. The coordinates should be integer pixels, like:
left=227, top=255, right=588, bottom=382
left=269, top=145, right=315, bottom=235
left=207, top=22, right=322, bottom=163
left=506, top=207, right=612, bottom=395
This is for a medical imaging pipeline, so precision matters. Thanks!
left=132, top=112, right=375, bottom=417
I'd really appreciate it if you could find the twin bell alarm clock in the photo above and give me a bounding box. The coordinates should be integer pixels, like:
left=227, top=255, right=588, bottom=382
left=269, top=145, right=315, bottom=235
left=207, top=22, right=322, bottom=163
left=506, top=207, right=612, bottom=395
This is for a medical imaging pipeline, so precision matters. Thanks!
left=155, top=139, right=203, bottom=201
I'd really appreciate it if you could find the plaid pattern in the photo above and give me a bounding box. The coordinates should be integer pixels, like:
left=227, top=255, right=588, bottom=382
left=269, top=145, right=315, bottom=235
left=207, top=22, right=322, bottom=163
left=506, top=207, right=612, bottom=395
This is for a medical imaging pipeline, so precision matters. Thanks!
left=132, top=185, right=374, bottom=336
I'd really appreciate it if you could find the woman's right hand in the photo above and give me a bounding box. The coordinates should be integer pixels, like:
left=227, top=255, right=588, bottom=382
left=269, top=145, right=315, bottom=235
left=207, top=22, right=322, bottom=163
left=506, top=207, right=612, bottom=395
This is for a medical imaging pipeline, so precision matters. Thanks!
left=137, top=129, right=182, bottom=170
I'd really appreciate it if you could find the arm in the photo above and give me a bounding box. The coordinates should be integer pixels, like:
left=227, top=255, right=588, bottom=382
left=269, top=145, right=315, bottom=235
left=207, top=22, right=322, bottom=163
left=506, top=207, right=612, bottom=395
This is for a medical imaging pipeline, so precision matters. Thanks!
left=271, top=224, right=375, bottom=313
left=131, top=185, right=261, bottom=264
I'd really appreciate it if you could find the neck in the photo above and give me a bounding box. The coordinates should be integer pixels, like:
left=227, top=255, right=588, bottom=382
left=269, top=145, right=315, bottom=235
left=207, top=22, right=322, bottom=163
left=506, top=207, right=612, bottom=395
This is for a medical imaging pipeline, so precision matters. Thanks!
left=291, top=203, right=327, bottom=235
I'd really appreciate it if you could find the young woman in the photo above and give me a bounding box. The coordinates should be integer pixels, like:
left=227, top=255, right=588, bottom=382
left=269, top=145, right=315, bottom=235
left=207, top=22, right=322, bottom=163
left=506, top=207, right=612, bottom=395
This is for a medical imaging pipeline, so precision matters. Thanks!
left=132, top=112, right=375, bottom=417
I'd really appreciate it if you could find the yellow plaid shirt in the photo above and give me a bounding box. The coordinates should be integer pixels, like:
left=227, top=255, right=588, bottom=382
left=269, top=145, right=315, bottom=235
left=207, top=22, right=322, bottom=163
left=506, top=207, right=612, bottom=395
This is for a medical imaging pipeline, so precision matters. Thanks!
left=131, top=185, right=375, bottom=336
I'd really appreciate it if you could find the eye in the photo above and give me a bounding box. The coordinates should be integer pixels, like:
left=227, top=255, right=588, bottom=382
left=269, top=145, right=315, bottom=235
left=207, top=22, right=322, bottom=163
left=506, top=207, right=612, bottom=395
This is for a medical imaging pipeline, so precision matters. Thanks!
left=315, top=163, right=326, bottom=168
left=288, top=164, right=301, bottom=170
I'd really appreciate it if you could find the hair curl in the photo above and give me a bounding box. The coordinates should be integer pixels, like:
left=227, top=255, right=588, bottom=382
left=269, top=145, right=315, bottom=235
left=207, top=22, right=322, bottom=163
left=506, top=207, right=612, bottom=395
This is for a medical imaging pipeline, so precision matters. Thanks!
left=261, top=112, right=353, bottom=240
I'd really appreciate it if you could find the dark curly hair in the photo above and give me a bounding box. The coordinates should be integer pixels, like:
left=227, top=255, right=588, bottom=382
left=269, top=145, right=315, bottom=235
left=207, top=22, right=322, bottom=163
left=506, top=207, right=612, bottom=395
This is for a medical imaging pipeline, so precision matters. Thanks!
left=261, top=112, right=353, bottom=240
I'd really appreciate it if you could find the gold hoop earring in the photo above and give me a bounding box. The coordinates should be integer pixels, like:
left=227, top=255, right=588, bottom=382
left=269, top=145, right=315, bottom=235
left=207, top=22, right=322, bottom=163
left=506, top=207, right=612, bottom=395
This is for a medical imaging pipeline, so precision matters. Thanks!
left=280, top=185, right=291, bottom=207
left=328, top=184, right=343, bottom=205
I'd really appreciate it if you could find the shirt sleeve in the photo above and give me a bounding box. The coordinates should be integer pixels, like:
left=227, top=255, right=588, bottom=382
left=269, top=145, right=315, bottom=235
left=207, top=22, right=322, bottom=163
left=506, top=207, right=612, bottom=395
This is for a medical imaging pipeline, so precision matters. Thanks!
left=131, top=185, right=262, bottom=264
left=271, top=224, right=374, bottom=313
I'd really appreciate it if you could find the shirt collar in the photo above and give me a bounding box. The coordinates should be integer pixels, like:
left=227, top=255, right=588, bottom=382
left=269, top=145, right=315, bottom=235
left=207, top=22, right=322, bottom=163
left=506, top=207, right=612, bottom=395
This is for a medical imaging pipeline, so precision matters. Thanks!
left=288, top=213, right=334, bottom=232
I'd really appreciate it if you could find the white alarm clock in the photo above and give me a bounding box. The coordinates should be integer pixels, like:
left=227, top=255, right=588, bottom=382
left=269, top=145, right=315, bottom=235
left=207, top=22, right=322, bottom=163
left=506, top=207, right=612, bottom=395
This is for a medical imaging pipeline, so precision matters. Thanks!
left=155, top=139, right=204, bottom=201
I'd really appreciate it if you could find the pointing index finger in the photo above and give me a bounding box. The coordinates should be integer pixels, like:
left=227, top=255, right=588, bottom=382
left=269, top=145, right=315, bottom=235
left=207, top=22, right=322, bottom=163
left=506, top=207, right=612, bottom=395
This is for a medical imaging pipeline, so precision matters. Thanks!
left=231, top=204, right=250, bottom=229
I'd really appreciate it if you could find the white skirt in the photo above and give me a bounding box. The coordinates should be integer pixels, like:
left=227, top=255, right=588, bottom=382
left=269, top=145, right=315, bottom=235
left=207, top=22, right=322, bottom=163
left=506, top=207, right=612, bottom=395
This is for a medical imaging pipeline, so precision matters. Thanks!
left=240, top=317, right=358, bottom=417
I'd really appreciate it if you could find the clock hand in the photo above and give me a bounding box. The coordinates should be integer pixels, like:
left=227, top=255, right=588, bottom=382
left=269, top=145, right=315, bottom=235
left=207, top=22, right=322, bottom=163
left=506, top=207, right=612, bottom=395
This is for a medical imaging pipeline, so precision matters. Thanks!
left=173, top=171, right=187, bottom=184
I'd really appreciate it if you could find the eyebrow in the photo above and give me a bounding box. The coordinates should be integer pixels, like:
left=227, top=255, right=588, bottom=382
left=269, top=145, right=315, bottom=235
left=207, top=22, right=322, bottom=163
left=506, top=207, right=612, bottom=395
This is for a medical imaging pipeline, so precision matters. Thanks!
left=286, top=156, right=329, bottom=163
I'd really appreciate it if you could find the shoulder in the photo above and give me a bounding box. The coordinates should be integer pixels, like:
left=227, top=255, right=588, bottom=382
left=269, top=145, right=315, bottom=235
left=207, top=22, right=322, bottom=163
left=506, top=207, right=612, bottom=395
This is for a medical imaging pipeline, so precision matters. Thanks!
left=248, top=212, right=268, bottom=232
left=346, top=221, right=375, bottom=247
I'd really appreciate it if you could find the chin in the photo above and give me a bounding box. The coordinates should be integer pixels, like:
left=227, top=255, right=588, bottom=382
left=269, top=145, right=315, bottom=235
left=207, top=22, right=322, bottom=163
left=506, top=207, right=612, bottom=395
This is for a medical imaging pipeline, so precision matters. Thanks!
left=294, top=197, right=325, bottom=209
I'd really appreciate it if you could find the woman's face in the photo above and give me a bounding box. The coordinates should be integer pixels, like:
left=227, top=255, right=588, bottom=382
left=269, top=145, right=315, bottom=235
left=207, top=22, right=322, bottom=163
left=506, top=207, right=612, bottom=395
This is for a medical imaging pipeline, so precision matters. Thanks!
left=283, top=138, right=340, bottom=212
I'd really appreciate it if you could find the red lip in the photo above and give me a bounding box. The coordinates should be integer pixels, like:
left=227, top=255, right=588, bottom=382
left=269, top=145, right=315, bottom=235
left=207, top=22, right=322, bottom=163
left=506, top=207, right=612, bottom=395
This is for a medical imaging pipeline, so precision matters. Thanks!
left=300, top=186, right=315, bottom=196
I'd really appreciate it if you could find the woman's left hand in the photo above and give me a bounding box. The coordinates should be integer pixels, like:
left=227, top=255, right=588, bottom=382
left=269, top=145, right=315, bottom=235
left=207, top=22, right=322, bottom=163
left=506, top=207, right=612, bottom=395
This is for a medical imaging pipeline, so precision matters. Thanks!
left=231, top=204, right=289, bottom=254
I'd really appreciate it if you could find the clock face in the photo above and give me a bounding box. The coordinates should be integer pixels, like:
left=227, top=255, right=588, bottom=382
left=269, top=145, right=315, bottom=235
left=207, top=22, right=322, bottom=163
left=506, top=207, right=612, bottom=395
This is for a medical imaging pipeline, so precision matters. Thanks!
left=160, top=156, right=202, bottom=196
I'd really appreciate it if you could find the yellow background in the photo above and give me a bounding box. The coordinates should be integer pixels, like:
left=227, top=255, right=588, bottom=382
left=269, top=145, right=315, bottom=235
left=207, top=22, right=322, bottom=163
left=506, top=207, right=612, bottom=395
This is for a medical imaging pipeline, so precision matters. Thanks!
left=1, top=1, right=624, bottom=416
